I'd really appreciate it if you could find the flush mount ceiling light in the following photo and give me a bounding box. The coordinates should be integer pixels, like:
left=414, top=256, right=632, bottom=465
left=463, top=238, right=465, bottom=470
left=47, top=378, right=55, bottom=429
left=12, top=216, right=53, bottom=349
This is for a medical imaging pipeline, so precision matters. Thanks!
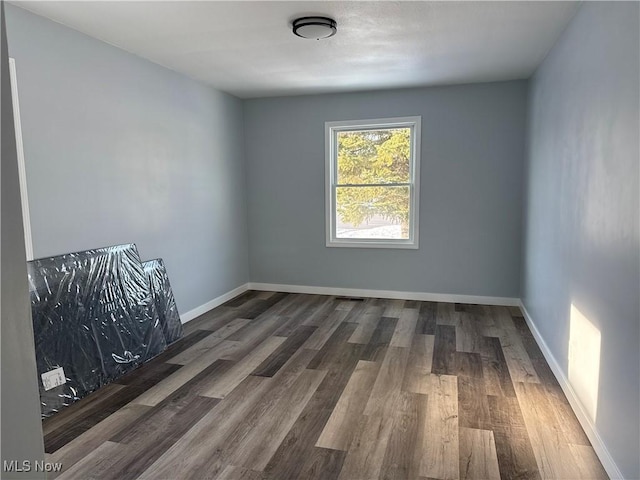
left=292, top=16, right=337, bottom=40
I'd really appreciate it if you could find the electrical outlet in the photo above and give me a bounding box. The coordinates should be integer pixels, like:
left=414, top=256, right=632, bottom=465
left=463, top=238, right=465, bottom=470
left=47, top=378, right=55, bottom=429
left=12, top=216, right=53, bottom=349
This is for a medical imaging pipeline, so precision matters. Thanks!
left=41, top=367, right=66, bottom=391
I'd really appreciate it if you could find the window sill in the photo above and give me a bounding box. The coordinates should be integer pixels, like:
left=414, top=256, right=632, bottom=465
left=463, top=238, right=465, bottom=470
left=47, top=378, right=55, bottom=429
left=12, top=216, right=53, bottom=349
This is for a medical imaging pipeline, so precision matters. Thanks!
left=326, top=240, right=419, bottom=249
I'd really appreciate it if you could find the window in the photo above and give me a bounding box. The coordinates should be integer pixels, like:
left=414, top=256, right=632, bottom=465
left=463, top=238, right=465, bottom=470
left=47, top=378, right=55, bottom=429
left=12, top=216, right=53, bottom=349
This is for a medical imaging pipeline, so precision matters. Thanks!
left=325, top=116, right=421, bottom=248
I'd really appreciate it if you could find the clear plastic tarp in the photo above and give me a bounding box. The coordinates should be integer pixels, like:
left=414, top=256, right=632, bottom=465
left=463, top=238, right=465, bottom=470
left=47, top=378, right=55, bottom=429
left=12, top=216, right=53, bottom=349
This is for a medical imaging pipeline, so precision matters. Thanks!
left=28, top=244, right=167, bottom=418
left=143, top=258, right=183, bottom=345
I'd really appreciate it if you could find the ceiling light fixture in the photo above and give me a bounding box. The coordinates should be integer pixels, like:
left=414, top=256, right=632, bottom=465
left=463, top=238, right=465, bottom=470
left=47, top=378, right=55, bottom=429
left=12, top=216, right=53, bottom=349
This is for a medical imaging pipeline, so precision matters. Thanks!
left=292, top=16, right=337, bottom=40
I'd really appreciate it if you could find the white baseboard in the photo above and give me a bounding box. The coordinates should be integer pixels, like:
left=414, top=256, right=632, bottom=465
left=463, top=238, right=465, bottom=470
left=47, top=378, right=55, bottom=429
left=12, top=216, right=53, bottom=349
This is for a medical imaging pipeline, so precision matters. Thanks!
left=180, top=283, right=249, bottom=324
left=247, top=282, right=520, bottom=306
left=519, top=301, right=624, bottom=480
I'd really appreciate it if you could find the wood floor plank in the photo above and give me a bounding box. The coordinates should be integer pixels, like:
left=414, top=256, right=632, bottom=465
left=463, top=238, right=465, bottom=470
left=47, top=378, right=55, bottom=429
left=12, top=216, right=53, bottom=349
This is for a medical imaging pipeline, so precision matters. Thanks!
left=508, top=305, right=524, bottom=318
left=416, top=301, right=437, bottom=335
left=216, top=466, right=265, bottom=480
left=230, top=368, right=326, bottom=471
left=543, top=383, right=592, bottom=446
left=456, top=313, right=484, bottom=354
left=510, top=316, right=557, bottom=387
left=165, top=333, right=234, bottom=365
left=267, top=314, right=303, bottom=339
left=193, top=349, right=319, bottom=475
left=47, top=404, right=151, bottom=478
left=251, top=292, right=298, bottom=317
left=459, top=428, right=501, bottom=480
left=57, top=441, right=125, bottom=480
left=479, top=336, right=516, bottom=398
left=182, top=306, right=239, bottom=334
left=44, top=385, right=149, bottom=453
left=510, top=317, right=591, bottom=446
left=390, top=308, right=419, bottom=348
left=251, top=325, right=317, bottom=377
left=295, top=447, right=346, bottom=480
left=264, top=340, right=364, bottom=479
left=514, top=382, right=585, bottom=479
left=336, top=299, right=358, bottom=312
left=301, top=295, right=339, bottom=327
left=491, top=307, right=540, bottom=384
left=210, top=317, right=253, bottom=339
left=307, top=322, right=358, bottom=370
left=113, top=361, right=182, bottom=390
left=488, top=394, right=541, bottom=480
left=42, top=383, right=126, bottom=436
left=568, top=444, right=609, bottom=480
left=200, top=336, right=287, bottom=398
left=403, top=334, right=435, bottom=394
left=455, top=351, right=490, bottom=432
left=418, top=374, right=459, bottom=480
left=256, top=290, right=276, bottom=300
left=383, top=299, right=406, bottom=318
left=141, top=329, right=213, bottom=364
left=131, top=340, right=243, bottom=406
left=348, top=307, right=382, bottom=344
left=225, top=312, right=288, bottom=344
left=268, top=295, right=321, bottom=337
left=303, top=309, right=349, bottom=350
left=223, top=290, right=260, bottom=308
left=360, top=316, right=398, bottom=362
left=455, top=352, right=483, bottom=379
left=380, top=391, right=422, bottom=480
left=432, top=324, right=457, bottom=376
left=102, top=396, right=220, bottom=480
left=455, top=304, right=486, bottom=315
left=45, top=361, right=178, bottom=438
left=316, top=360, right=380, bottom=450
left=364, top=346, right=411, bottom=417
left=236, top=292, right=290, bottom=319
left=112, top=360, right=232, bottom=444
left=342, top=300, right=370, bottom=324
left=338, top=411, right=396, bottom=480
left=137, top=375, right=271, bottom=480
left=457, top=374, right=491, bottom=430
left=280, top=294, right=316, bottom=316
left=498, top=336, right=540, bottom=384
left=436, top=302, right=458, bottom=326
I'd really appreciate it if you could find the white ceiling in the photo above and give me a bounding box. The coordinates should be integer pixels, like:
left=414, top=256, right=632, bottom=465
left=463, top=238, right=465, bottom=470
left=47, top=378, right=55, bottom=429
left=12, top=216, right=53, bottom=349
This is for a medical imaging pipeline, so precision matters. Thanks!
left=12, top=1, right=580, bottom=98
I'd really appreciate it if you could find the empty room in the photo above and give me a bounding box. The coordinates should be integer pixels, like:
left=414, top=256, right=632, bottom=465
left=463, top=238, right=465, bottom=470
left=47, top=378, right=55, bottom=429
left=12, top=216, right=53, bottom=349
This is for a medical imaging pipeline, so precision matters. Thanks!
left=1, top=1, right=638, bottom=479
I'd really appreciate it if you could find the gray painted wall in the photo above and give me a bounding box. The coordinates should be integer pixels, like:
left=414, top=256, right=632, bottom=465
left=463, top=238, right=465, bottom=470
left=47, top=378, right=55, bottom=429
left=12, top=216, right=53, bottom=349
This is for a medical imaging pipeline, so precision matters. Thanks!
left=5, top=5, right=249, bottom=314
left=1, top=2, right=46, bottom=477
left=523, top=2, right=639, bottom=478
left=244, top=82, right=527, bottom=297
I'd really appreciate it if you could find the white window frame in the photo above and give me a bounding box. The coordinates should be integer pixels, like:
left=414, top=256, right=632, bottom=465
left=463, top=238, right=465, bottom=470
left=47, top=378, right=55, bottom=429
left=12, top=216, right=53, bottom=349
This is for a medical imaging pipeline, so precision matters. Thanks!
left=325, top=116, right=421, bottom=249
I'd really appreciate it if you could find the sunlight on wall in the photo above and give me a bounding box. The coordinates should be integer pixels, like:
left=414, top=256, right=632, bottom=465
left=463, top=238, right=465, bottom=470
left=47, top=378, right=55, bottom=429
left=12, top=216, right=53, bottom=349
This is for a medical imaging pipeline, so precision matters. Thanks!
left=568, top=303, right=601, bottom=423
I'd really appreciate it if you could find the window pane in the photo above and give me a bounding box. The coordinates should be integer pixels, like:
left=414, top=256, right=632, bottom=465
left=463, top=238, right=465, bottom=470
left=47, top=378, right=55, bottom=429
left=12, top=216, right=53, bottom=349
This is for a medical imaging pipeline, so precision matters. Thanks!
left=336, top=186, right=410, bottom=240
left=336, top=128, right=411, bottom=185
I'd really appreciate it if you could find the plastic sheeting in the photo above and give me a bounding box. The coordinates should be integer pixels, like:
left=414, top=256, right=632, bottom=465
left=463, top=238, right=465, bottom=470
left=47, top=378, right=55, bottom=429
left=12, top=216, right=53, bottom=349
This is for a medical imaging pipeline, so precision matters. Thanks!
left=143, top=258, right=183, bottom=345
left=28, top=244, right=167, bottom=418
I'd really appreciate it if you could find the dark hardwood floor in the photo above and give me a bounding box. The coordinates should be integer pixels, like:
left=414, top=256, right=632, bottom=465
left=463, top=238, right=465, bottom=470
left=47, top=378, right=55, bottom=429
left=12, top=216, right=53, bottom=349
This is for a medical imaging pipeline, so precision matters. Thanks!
left=43, top=291, right=608, bottom=480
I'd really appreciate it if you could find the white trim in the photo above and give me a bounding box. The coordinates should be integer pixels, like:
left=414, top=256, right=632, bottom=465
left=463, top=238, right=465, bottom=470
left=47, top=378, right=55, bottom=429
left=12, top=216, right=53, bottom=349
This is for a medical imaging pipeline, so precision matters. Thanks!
left=9, top=58, right=34, bottom=261
left=519, top=301, right=624, bottom=480
left=325, top=116, right=421, bottom=249
left=247, top=282, right=519, bottom=306
left=180, top=283, right=249, bottom=324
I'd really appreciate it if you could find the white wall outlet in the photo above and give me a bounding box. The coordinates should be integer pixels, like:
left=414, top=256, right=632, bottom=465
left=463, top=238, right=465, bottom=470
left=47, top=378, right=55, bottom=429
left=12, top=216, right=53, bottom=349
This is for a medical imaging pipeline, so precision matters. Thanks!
left=41, top=367, right=66, bottom=391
